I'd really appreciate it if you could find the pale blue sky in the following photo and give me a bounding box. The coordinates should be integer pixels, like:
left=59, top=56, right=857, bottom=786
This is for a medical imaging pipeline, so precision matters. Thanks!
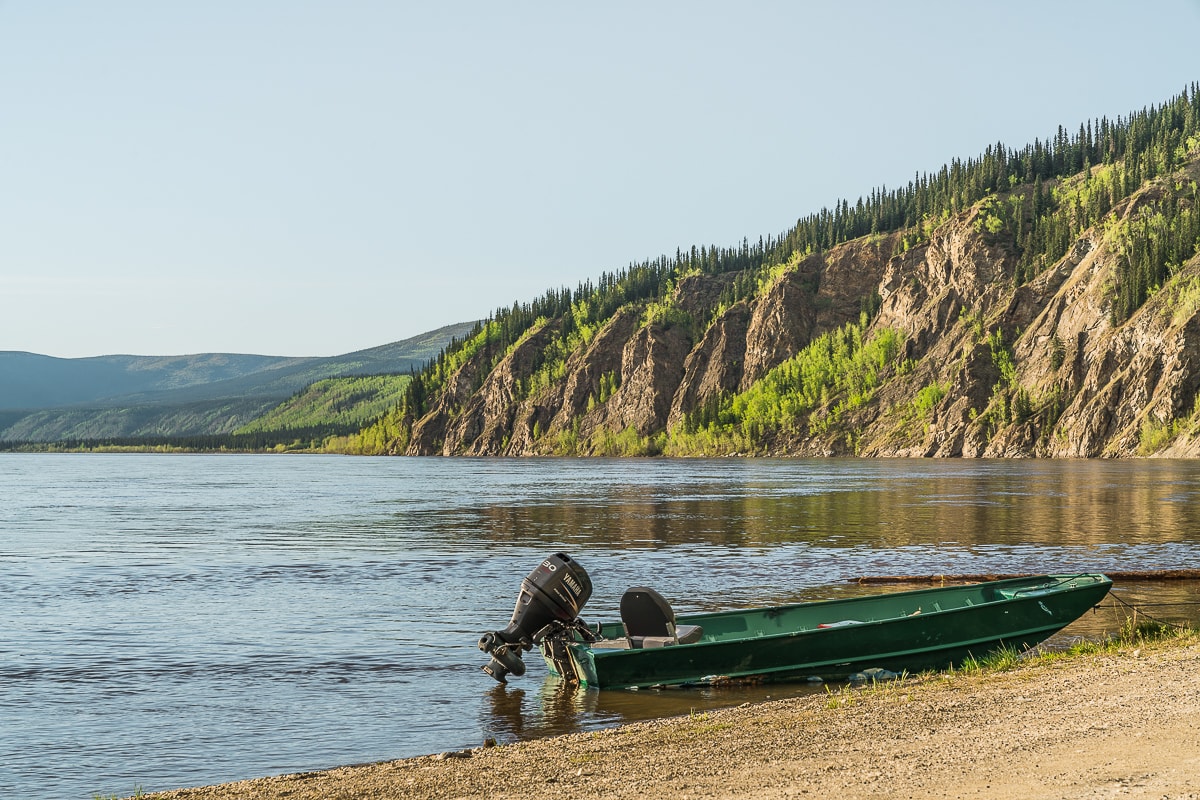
left=3, top=2, right=1199, bottom=358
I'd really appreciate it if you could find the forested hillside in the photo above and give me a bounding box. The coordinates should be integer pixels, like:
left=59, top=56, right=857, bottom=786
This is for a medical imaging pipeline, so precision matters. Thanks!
left=340, top=85, right=1200, bottom=458
left=237, top=374, right=410, bottom=438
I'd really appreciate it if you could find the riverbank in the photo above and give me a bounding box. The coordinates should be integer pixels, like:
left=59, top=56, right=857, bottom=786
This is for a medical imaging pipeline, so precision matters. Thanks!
left=141, top=632, right=1199, bottom=800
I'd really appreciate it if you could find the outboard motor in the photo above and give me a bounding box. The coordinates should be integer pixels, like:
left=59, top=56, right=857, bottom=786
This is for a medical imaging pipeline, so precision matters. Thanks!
left=478, top=553, right=592, bottom=683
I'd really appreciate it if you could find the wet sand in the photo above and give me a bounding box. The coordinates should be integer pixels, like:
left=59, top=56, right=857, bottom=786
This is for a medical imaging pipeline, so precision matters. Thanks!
left=143, top=634, right=1199, bottom=800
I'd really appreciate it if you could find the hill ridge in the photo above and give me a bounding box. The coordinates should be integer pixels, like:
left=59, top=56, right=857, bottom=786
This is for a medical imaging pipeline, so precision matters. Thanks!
left=340, top=84, right=1200, bottom=458
left=0, top=321, right=475, bottom=441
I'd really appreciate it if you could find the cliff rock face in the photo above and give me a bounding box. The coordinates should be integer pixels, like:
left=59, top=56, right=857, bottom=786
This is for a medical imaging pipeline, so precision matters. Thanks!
left=741, top=259, right=819, bottom=388
left=599, top=322, right=692, bottom=436
left=857, top=178, right=1200, bottom=459
left=668, top=302, right=751, bottom=429
left=403, top=162, right=1200, bottom=458
left=406, top=320, right=561, bottom=455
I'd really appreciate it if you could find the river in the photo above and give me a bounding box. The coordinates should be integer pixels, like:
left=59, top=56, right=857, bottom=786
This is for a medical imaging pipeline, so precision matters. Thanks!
left=2, top=454, right=1198, bottom=798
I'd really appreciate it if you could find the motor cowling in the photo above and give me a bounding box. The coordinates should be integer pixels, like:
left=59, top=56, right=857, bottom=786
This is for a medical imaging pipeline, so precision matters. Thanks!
left=479, top=553, right=592, bottom=683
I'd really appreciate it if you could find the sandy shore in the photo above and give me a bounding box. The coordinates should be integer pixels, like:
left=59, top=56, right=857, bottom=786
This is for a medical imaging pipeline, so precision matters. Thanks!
left=144, top=634, right=1199, bottom=800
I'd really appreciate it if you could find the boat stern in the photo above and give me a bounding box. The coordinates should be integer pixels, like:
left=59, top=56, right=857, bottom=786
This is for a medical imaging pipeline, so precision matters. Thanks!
left=540, top=638, right=601, bottom=686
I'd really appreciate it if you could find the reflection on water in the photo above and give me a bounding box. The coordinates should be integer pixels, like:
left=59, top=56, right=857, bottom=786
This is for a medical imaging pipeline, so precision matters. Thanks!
left=443, top=459, right=1200, bottom=551
left=3, top=455, right=1200, bottom=799
left=482, top=674, right=831, bottom=744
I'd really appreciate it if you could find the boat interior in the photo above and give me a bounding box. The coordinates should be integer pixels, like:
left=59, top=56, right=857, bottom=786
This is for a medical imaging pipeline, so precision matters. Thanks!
left=591, top=586, right=705, bottom=650
left=585, top=575, right=1108, bottom=648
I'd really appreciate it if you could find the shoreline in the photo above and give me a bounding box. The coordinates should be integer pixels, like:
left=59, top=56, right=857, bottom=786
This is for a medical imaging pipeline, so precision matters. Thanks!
left=142, top=633, right=1199, bottom=800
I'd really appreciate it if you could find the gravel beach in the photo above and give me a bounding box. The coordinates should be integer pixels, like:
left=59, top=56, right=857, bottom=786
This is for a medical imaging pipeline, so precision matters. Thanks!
left=142, top=634, right=1199, bottom=800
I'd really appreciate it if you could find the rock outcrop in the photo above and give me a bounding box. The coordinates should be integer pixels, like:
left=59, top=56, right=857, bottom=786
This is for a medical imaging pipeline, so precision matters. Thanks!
left=399, top=158, right=1200, bottom=458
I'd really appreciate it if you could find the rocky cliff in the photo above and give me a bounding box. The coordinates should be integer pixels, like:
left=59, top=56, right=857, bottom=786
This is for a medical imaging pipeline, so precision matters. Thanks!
left=378, top=111, right=1200, bottom=459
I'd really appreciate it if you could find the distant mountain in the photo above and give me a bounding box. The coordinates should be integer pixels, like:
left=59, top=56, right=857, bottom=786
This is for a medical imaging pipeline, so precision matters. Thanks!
left=0, top=351, right=293, bottom=410
left=0, top=321, right=476, bottom=441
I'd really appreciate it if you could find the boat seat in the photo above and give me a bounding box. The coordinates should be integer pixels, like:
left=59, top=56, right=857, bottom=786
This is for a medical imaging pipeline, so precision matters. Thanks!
left=620, top=586, right=703, bottom=648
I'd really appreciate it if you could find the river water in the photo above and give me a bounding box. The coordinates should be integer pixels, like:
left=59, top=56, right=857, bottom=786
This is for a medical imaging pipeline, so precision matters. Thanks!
left=2, top=454, right=1198, bottom=799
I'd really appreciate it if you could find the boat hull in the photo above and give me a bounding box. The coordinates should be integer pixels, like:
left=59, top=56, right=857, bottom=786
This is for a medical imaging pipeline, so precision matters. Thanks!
left=543, top=574, right=1112, bottom=689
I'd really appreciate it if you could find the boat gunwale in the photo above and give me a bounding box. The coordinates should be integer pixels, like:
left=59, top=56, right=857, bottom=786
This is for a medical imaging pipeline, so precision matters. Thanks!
left=581, top=617, right=1095, bottom=688
left=581, top=573, right=1112, bottom=658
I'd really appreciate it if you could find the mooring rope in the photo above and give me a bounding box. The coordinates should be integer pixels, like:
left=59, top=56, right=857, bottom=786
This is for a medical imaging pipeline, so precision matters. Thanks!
left=1098, top=594, right=1196, bottom=632
left=1105, top=601, right=1200, bottom=607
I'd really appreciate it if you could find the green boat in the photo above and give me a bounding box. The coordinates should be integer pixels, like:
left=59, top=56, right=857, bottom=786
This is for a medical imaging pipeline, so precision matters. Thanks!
left=477, top=555, right=1113, bottom=690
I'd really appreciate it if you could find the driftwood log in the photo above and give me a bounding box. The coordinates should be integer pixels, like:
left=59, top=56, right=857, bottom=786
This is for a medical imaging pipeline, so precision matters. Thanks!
left=855, top=569, right=1200, bottom=584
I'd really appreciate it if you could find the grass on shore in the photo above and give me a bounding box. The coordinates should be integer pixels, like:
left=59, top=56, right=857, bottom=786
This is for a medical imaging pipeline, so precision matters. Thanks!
left=975, top=617, right=1194, bottom=670
left=95, top=789, right=143, bottom=800
left=821, top=619, right=1195, bottom=710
